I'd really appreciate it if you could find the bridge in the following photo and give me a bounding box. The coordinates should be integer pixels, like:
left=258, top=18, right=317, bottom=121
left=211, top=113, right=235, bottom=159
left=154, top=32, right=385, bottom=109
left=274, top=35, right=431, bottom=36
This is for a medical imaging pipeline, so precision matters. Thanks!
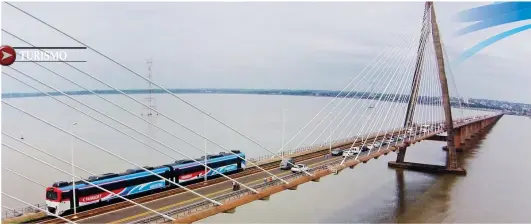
left=1, top=2, right=504, bottom=224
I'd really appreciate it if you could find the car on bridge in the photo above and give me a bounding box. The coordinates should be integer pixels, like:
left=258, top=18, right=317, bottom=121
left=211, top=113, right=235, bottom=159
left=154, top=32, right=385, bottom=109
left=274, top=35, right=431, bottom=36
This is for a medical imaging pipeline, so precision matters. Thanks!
left=280, top=157, right=295, bottom=170
left=291, top=164, right=309, bottom=173
left=331, top=149, right=343, bottom=156
left=342, top=148, right=360, bottom=157
left=361, top=144, right=374, bottom=151
left=373, top=141, right=382, bottom=148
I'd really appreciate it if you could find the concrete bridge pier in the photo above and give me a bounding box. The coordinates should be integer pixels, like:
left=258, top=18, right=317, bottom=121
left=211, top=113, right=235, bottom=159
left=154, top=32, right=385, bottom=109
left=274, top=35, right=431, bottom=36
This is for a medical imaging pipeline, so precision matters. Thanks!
left=389, top=114, right=503, bottom=176
left=442, top=115, right=501, bottom=152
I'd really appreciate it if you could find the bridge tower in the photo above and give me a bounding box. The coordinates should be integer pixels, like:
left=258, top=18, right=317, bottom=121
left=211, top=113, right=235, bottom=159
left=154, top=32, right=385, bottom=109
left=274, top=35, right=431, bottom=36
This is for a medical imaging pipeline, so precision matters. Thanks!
left=389, top=2, right=466, bottom=175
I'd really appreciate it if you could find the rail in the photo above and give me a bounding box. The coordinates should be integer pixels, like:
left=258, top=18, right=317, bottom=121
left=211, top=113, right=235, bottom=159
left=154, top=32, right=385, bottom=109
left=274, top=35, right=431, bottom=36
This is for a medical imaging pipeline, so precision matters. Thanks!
left=131, top=114, right=499, bottom=224
left=3, top=114, right=494, bottom=222
left=131, top=152, right=370, bottom=224
left=1, top=203, right=47, bottom=220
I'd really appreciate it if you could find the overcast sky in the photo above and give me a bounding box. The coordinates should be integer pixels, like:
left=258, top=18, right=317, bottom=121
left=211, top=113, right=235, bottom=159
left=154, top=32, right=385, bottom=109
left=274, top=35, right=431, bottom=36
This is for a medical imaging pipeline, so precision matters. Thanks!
left=1, top=2, right=530, bottom=104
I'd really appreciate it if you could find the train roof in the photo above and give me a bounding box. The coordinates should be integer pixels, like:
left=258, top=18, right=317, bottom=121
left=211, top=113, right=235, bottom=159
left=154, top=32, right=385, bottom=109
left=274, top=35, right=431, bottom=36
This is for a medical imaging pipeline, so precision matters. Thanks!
left=54, top=151, right=244, bottom=191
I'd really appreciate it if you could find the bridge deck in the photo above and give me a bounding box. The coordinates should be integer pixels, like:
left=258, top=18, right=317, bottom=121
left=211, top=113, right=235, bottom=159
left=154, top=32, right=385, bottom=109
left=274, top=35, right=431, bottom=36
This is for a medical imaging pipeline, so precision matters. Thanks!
left=36, top=114, right=500, bottom=224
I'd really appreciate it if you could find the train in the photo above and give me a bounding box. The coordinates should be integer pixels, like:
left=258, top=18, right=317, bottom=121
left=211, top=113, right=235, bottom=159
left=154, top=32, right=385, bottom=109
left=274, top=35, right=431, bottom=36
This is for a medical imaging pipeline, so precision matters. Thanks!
left=45, top=150, right=246, bottom=215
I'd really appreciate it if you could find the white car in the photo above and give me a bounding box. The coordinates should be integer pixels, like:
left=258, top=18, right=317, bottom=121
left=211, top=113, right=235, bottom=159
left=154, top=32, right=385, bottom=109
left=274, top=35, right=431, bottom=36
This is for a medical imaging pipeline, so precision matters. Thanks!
left=291, top=164, right=309, bottom=173
left=342, top=148, right=360, bottom=157
left=373, top=142, right=382, bottom=148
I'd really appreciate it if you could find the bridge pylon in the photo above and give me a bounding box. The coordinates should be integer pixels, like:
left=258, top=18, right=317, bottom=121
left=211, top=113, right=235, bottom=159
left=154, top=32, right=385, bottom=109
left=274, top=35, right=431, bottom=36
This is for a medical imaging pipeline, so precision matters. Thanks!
left=388, top=2, right=466, bottom=175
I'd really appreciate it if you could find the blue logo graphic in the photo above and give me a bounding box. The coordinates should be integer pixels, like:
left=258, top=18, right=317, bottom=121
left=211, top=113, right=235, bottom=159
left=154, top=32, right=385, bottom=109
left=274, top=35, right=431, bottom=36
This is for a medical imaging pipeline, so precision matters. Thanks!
left=456, top=2, right=531, bottom=64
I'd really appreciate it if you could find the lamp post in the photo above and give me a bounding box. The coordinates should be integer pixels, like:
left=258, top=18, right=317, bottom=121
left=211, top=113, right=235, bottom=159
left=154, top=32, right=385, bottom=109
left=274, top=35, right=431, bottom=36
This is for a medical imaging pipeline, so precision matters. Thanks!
left=203, top=113, right=209, bottom=183
left=329, top=103, right=334, bottom=153
left=71, top=122, right=78, bottom=217
left=281, top=109, right=287, bottom=152
left=329, top=119, right=332, bottom=153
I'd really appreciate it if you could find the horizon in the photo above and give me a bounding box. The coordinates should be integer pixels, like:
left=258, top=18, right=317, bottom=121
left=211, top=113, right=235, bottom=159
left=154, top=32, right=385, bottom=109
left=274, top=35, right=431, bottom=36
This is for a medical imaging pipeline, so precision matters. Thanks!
left=2, top=87, right=530, bottom=106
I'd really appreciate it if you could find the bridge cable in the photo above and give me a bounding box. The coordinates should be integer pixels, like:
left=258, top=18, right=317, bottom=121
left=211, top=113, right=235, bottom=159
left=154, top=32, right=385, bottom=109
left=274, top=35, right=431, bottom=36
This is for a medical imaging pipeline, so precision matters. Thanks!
left=284, top=19, right=428, bottom=155
left=281, top=20, right=427, bottom=155
left=348, top=26, right=425, bottom=162
left=359, top=34, right=423, bottom=155
left=1, top=30, right=291, bottom=183
left=336, top=11, right=431, bottom=145
left=340, top=26, right=426, bottom=165
left=418, top=36, right=434, bottom=137
left=2, top=133, right=194, bottom=220
left=371, top=17, right=432, bottom=153
left=2, top=166, right=47, bottom=188
left=341, top=15, right=431, bottom=158
left=330, top=35, right=417, bottom=154
left=289, top=35, right=413, bottom=154
left=441, top=41, right=466, bottom=119
left=0, top=144, right=176, bottom=221
left=1, top=101, right=223, bottom=206
left=2, top=69, right=266, bottom=191
left=4, top=2, right=298, bottom=170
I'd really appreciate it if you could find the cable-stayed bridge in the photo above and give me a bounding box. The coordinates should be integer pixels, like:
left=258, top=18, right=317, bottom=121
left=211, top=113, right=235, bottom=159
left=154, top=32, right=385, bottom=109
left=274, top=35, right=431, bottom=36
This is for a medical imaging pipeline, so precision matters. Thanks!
left=1, top=2, right=504, bottom=223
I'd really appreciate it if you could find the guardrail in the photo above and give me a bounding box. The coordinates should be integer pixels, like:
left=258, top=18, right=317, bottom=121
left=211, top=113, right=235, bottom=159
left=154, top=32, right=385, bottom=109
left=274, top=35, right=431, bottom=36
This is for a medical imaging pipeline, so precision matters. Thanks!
left=131, top=115, right=496, bottom=223
left=132, top=152, right=366, bottom=224
left=2, top=114, right=492, bottom=221
left=1, top=203, right=47, bottom=220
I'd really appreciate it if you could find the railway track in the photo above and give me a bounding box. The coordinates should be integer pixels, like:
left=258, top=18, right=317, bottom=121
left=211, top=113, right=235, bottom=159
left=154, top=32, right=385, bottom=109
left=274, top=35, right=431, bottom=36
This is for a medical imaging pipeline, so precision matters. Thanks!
left=33, top=131, right=405, bottom=224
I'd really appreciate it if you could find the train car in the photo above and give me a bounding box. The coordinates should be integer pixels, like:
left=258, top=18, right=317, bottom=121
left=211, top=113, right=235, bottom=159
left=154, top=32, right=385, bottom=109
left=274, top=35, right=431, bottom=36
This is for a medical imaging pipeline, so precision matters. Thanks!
left=45, top=150, right=245, bottom=216
left=173, top=150, right=246, bottom=184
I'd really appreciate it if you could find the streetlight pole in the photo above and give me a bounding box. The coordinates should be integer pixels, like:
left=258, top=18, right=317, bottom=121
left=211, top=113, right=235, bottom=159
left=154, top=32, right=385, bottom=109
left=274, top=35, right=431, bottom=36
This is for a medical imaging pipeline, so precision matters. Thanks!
left=329, top=119, right=332, bottom=153
left=281, top=109, right=287, bottom=152
left=204, top=114, right=208, bottom=183
left=71, top=122, right=78, bottom=217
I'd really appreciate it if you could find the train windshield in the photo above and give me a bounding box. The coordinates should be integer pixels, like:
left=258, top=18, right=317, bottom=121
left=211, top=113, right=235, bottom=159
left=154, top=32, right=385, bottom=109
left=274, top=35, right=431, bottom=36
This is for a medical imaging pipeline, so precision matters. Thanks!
left=46, top=189, right=58, bottom=200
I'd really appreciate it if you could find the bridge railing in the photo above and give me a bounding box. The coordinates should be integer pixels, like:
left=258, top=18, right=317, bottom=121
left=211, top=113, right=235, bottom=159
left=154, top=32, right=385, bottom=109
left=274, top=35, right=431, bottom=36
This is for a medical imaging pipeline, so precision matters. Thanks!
left=4, top=115, right=497, bottom=221
left=247, top=128, right=407, bottom=164
left=1, top=203, right=47, bottom=220
left=132, top=154, right=369, bottom=224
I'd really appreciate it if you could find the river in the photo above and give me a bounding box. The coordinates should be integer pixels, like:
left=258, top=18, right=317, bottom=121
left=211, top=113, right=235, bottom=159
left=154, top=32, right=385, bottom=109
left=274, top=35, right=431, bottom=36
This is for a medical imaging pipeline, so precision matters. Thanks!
left=2, top=94, right=528, bottom=222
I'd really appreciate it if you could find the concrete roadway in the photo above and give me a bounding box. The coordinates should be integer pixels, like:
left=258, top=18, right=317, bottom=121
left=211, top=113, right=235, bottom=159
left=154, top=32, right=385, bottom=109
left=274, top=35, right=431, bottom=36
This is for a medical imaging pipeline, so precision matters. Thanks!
left=78, top=134, right=410, bottom=223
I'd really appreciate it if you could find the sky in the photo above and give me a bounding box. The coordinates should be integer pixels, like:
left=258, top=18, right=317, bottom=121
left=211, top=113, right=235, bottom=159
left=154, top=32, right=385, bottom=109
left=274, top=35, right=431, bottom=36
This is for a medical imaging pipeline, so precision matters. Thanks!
left=1, top=2, right=530, bottom=104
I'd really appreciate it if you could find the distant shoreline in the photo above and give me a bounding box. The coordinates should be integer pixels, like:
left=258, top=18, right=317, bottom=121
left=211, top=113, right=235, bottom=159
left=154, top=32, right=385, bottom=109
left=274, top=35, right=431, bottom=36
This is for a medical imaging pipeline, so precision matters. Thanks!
left=2, top=88, right=528, bottom=116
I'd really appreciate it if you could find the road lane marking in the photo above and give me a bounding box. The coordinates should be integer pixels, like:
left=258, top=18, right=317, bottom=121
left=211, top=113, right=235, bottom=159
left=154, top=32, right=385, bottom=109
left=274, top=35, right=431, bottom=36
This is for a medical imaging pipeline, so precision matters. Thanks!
left=109, top=157, right=344, bottom=224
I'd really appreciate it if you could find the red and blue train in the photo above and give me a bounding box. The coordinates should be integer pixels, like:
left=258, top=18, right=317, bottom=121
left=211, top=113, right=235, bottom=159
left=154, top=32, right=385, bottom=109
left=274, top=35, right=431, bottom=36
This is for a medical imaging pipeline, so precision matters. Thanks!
left=45, top=150, right=245, bottom=215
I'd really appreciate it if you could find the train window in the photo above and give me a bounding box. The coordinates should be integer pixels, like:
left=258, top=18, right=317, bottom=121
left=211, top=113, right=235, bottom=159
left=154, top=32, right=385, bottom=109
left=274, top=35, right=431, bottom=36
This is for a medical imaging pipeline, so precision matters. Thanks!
left=231, top=150, right=241, bottom=154
left=124, top=169, right=136, bottom=174
left=101, top=173, right=120, bottom=179
left=143, top=166, right=155, bottom=170
left=46, top=189, right=57, bottom=200
left=180, top=160, right=194, bottom=164
left=209, top=155, right=223, bottom=159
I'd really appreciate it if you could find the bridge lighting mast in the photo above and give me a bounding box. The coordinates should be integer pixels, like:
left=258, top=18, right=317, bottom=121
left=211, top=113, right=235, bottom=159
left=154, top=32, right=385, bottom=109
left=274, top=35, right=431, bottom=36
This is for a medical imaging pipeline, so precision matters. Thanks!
left=142, top=59, right=159, bottom=153
left=143, top=59, right=157, bottom=117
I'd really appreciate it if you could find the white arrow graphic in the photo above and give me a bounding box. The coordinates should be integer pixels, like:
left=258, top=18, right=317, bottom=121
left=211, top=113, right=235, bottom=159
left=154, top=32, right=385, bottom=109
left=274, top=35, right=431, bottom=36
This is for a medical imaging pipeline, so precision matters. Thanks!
left=1, top=51, right=12, bottom=60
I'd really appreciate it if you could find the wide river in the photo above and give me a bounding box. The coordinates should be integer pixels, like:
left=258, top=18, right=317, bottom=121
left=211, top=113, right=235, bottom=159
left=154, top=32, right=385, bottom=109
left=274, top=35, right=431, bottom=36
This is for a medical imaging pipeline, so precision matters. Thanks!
left=2, top=94, right=530, bottom=222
